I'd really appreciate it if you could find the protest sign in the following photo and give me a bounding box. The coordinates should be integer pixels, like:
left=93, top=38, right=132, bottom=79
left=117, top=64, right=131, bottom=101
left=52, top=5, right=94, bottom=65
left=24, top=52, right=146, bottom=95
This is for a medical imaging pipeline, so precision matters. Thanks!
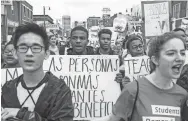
left=1, top=55, right=121, bottom=120
left=180, top=18, right=188, bottom=29
left=1, top=67, right=23, bottom=87
left=128, top=21, right=142, bottom=34
left=88, top=26, right=100, bottom=48
left=88, top=33, right=99, bottom=48
left=113, top=14, right=127, bottom=32
left=143, top=1, right=170, bottom=37
left=124, top=55, right=150, bottom=82
left=104, top=27, right=118, bottom=46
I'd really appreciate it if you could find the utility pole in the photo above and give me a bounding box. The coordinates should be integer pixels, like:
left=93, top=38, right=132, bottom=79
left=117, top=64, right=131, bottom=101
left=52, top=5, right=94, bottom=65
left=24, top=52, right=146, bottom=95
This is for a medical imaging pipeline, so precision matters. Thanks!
left=43, top=6, right=46, bottom=29
left=43, top=6, right=50, bottom=30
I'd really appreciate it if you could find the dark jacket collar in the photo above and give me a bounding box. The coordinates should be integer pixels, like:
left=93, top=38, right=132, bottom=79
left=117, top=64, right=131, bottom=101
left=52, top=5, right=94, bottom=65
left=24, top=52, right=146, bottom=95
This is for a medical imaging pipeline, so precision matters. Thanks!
left=2, top=72, right=61, bottom=109
left=95, top=47, right=116, bottom=55
left=67, top=46, right=95, bottom=55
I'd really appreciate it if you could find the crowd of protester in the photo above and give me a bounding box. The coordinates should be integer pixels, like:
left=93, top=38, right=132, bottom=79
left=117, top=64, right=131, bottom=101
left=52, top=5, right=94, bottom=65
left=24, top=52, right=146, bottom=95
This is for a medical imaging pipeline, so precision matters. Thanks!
left=1, top=23, right=188, bottom=121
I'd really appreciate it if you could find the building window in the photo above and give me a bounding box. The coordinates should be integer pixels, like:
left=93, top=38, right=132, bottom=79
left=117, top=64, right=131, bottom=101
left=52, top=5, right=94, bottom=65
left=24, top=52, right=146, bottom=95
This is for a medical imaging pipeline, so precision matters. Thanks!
left=173, top=3, right=181, bottom=19
left=30, top=11, right=31, bottom=19
left=31, top=11, right=33, bottom=19
left=27, top=9, right=29, bottom=18
left=11, top=6, right=14, bottom=15
left=186, top=1, right=188, bottom=17
left=28, top=9, right=29, bottom=18
left=24, top=6, right=26, bottom=17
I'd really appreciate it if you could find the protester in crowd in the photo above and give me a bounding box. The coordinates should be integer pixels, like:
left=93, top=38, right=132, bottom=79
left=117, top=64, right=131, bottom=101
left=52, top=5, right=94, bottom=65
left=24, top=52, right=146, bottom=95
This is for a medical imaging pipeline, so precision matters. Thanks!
left=115, top=34, right=145, bottom=89
left=114, top=39, right=124, bottom=56
left=173, top=28, right=188, bottom=121
left=57, top=37, right=66, bottom=55
left=121, top=37, right=128, bottom=59
left=173, top=28, right=188, bottom=49
left=108, top=32, right=188, bottom=121
left=67, top=26, right=95, bottom=55
left=1, top=23, right=74, bottom=121
left=177, top=64, right=188, bottom=121
left=1, top=40, right=7, bottom=66
left=49, top=35, right=59, bottom=55
left=66, top=26, right=95, bottom=121
left=177, top=64, right=188, bottom=92
left=95, top=29, right=116, bottom=55
left=173, top=28, right=186, bottom=37
left=2, top=40, right=20, bottom=68
left=186, top=36, right=188, bottom=50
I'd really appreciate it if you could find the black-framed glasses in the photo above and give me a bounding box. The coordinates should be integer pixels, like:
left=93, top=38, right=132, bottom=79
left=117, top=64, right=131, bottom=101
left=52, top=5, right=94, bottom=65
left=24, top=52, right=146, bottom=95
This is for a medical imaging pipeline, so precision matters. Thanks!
left=16, top=45, right=44, bottom=53
left=4, top=49, right=14, bottom=55
left=132, top=44, right=143, bottom=50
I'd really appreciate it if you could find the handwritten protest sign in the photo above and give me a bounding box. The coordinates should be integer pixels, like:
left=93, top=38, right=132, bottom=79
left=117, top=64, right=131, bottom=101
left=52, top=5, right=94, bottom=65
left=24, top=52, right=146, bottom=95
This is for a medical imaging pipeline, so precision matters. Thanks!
left=1, top=67, right=23, bottom=87
left=113, top=14, right=127, bottom=32
left=124, top=56, right=150, bottom=82
left=88, top=26, right=100, bottom=48
left=128, top=21, right=142, bottom=34
left=143, top=2, right=170, bottom=36
left=1, top=55, right=121, bottom=120
left=88, top=33, right=99, bottom=48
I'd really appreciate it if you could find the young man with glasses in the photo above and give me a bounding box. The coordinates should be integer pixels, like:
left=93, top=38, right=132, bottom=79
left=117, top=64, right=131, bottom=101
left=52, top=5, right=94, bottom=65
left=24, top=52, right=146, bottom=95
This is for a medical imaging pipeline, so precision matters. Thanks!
left=2, top=39, right=20, bottom=68
left=1, top=23, right=74, bottom=121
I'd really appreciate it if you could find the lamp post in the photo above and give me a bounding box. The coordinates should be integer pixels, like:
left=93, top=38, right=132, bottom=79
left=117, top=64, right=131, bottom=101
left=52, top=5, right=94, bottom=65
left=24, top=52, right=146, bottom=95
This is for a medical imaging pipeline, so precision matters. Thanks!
left=43, top=6, right=50, bottom=29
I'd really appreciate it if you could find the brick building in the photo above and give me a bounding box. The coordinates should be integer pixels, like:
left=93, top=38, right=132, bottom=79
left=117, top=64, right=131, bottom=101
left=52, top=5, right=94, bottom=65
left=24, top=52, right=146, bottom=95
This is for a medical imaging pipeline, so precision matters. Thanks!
left=1, top=0, right=33, bottom=42
left=171, top=1, right=188, bottom=29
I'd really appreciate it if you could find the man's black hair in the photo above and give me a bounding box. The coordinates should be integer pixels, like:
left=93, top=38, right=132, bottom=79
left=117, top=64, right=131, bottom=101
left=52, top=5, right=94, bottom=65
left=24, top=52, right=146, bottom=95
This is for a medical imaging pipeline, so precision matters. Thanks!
left=173, top=28, right=185, bottom=33
left=126, top=35, right=143, bottom=50
left=3, top=39, right=14, bottom=52
left=49, top=34, right=55, bottom=40
left=13, top=23, right=49, bottom=50
left=70, top=26, right=88, bottom=39
left=98, top=29, right=112, bottom=38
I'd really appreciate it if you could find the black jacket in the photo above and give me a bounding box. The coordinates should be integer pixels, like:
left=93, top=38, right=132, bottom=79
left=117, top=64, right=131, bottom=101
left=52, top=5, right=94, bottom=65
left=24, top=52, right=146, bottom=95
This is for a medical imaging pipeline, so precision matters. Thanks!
left=95, top=47, right=116, bottom=55
left=177, top=64, right=188, bottom=92
left=2, top=72, right=74, bottom=121
left=177, top=64, right=188, bottom=121
left=67, top=46, right=95, bottom=55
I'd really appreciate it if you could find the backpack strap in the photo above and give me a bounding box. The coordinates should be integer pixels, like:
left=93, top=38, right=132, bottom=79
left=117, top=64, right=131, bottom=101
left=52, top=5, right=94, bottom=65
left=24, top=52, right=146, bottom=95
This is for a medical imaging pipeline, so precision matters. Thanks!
left=128, top=80, right=139, bottom=121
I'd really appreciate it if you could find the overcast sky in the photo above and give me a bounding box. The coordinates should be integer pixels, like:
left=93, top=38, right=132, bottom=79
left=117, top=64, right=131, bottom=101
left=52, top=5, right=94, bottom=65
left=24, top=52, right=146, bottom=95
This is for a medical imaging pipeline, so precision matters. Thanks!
left=27, top=0, right=141, bottom=23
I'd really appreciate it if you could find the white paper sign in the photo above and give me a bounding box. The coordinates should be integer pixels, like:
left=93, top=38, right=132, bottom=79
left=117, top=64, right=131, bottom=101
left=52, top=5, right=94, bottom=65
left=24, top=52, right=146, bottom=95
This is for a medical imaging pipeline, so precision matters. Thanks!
left=1, top=55, right=121, bottom=120
left=144, top=2, right=170, bottom=36
left=124, top=56, right=150, bottom=82
left=113, top=14, right=127, bottom=32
